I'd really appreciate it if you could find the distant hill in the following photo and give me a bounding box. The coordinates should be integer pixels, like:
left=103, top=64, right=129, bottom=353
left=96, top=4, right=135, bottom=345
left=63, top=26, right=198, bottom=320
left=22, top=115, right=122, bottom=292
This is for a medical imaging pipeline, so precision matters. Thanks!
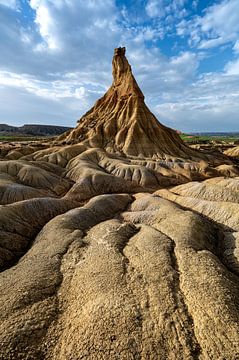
left=189, top=132, right=239, bottom=137
left=0, top=124, right=72, bottom=137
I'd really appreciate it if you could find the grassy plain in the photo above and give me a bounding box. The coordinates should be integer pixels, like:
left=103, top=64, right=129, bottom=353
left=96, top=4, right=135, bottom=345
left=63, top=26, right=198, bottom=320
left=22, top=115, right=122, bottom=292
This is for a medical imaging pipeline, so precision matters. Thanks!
left=180, top=134, right=239, bottom=143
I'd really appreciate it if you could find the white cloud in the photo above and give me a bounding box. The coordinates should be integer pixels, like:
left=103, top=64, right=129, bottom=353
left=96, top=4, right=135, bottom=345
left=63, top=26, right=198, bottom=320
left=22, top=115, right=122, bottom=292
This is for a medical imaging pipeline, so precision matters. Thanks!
left=0, top=0, right=121, bottom=77
left=170, top=51, right=198, bottom=75
left=0, top=85, right=79, bottom=126
left=0, top=70, right=106, bottom=126
left=155, top=71, right=239, bottom=131
left=233, top=40, right=239, bottom=54
left=29, top=0, right=60, bottom=50
left=198, top=36, right=234, bottom=49
left=0, top=0, right=238, bottom=131
left=146, top=0, right=165, bottom=18
left=225, top=59, right=239, bottom=75
left=178, top=0, right=239, bottom=49
left=192, top=0, right=198, bottom=10
left=27, top=0, right=120, bottom=57
left=0, top=70, right=105, bottom=103
left=146, top=0, right=188, bottom=20
left=0, top=0, right=17, bottom=9
left=199, top=0, right=239, bottom=35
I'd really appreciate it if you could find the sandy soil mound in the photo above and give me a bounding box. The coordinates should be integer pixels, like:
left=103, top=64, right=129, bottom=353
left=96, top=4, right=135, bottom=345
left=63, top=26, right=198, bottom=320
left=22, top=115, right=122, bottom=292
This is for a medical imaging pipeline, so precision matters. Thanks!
left=224, top=146, right=239, bottom=157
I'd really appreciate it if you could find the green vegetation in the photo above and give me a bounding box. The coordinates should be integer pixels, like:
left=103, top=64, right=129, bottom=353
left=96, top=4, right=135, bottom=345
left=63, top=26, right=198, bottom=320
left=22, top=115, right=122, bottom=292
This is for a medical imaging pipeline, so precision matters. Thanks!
left=0, top=133, right=238, bottom=145
left=180, top=134, right=239, bottom=144
left=0, top=135, right=49, bottom=142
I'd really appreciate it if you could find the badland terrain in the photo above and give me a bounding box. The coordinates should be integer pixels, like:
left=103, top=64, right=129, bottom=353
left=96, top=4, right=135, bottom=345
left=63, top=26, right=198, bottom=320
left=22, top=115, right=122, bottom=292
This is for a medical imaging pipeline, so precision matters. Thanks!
left=0, top=47, right=239, bottom=359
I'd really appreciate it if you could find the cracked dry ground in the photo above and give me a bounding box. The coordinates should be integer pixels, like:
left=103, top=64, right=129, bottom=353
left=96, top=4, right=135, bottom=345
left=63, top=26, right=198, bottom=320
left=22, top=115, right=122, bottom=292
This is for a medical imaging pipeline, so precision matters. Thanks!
left=0, top=169, right=239, bottom=359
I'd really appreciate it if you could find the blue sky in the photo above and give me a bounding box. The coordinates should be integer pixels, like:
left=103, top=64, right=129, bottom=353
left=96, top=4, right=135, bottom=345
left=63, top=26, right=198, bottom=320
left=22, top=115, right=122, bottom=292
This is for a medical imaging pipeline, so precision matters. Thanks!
left=0, top=0, right=239, bottom=132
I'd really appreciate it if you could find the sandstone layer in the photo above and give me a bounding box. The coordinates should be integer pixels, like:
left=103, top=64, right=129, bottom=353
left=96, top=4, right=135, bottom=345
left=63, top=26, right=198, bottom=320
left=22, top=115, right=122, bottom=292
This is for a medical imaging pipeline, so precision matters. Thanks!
left=225, top=146, right=239, bottom=158
left=0, top=48, right=239, bottom=359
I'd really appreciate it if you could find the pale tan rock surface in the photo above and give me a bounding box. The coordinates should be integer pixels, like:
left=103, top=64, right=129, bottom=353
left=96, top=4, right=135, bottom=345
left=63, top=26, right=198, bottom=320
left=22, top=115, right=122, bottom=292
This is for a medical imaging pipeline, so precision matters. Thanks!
left=0, top=48, right=239, bottom=359
left=225, top=146, right=239, bottom=157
